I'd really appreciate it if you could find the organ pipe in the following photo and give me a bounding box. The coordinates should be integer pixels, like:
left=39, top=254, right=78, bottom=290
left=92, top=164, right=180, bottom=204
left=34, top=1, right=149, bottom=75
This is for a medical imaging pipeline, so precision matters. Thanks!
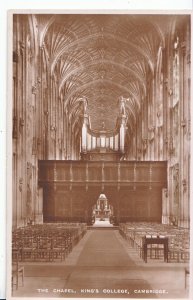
left=120, top=123, right=125, bottom=152
left=82, top=123, right=87, bottom=152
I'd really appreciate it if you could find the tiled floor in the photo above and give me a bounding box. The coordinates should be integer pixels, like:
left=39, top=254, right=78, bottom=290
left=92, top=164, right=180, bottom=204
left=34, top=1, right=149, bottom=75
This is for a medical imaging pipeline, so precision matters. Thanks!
left=11, top=228, right=189, bottom=299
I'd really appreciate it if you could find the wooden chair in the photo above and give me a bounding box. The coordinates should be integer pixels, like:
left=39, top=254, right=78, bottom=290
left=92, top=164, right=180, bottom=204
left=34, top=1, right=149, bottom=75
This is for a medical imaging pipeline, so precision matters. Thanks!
left=12, top=250, right=24, bottom=290
left=185, top=267, right=189, bottom=289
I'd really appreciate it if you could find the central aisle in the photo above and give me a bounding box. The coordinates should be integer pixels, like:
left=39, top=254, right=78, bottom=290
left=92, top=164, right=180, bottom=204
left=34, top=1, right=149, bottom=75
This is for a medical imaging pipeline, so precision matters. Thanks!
left=76, top=229, right=136, bottom=267
left=64, top=229, right=155, bottom=298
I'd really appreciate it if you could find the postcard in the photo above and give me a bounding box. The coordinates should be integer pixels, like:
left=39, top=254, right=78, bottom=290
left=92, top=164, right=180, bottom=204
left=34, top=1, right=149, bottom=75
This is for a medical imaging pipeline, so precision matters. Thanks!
left=6, top=10, right=192, bottom=300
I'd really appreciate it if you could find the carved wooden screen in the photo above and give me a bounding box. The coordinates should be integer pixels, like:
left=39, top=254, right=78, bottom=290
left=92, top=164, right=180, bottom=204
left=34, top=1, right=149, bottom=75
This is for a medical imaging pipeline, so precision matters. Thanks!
left=39, top=160, right=167, bottom=223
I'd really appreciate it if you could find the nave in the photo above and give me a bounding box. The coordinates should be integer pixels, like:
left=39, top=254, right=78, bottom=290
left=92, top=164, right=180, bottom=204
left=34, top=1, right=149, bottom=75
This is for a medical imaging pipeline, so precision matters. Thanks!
left=12, top=224, right=189, bottom=299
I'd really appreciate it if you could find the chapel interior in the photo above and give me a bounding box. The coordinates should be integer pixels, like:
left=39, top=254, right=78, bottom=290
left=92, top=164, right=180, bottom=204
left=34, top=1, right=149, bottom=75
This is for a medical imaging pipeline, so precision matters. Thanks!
left=11, top=14, right=191, bottom=299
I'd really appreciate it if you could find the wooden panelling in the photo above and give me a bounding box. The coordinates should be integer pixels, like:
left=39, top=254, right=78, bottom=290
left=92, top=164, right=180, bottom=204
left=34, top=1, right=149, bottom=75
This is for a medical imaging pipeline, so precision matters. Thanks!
left=55, top=192, right=71, bottom=217
left=120, top=165, right=134, bottom=182
left=71, top=163, right=86, bottom=181
left=43, top=184, right=55, bottom=222
left=39, top=161, right=167, bottom=183
left=87, top=165, right=102, bottom=181
left=135, top=165, right=150, bottom=181
left=103, top=164, right=118, bottom=181
left=39, top=161, right=167, bottom=223
left=56, top=164, right=71, bottom=181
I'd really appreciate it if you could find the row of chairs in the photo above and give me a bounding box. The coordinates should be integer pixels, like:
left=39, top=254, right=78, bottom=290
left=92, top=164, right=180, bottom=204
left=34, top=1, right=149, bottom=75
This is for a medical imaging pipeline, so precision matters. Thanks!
left=119, top=222, right=190, bottom=263
left=12, top=223, right=87, bottom=262
left=12, top=223, right=87, bottom=291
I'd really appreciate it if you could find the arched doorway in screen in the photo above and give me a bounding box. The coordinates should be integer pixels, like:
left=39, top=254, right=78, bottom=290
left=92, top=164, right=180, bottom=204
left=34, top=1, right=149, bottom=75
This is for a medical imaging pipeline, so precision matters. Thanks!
left=91, top=194, right=114, bottom=227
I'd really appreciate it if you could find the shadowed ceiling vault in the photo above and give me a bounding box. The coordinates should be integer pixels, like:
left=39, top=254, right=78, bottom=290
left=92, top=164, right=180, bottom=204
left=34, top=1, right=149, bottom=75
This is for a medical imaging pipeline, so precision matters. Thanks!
left=28, top=14, right=184, bottom=134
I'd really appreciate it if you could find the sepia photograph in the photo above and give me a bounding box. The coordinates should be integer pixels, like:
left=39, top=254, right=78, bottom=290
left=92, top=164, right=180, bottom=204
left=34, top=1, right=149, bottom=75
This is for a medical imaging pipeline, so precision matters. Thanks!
left=7, top=11, right=191, bottom=300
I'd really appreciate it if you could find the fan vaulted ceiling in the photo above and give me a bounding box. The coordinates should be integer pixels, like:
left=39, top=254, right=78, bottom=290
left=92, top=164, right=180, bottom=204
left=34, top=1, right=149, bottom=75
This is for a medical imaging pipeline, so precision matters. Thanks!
left=30, top=14, right=184, bottom=132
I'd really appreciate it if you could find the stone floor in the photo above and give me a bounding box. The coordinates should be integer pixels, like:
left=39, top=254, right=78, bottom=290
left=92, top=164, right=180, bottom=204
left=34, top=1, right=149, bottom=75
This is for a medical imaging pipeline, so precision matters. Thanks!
left=93, top=219, right=114, bottom=227
left=11, top=227, right=190, bottom=299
